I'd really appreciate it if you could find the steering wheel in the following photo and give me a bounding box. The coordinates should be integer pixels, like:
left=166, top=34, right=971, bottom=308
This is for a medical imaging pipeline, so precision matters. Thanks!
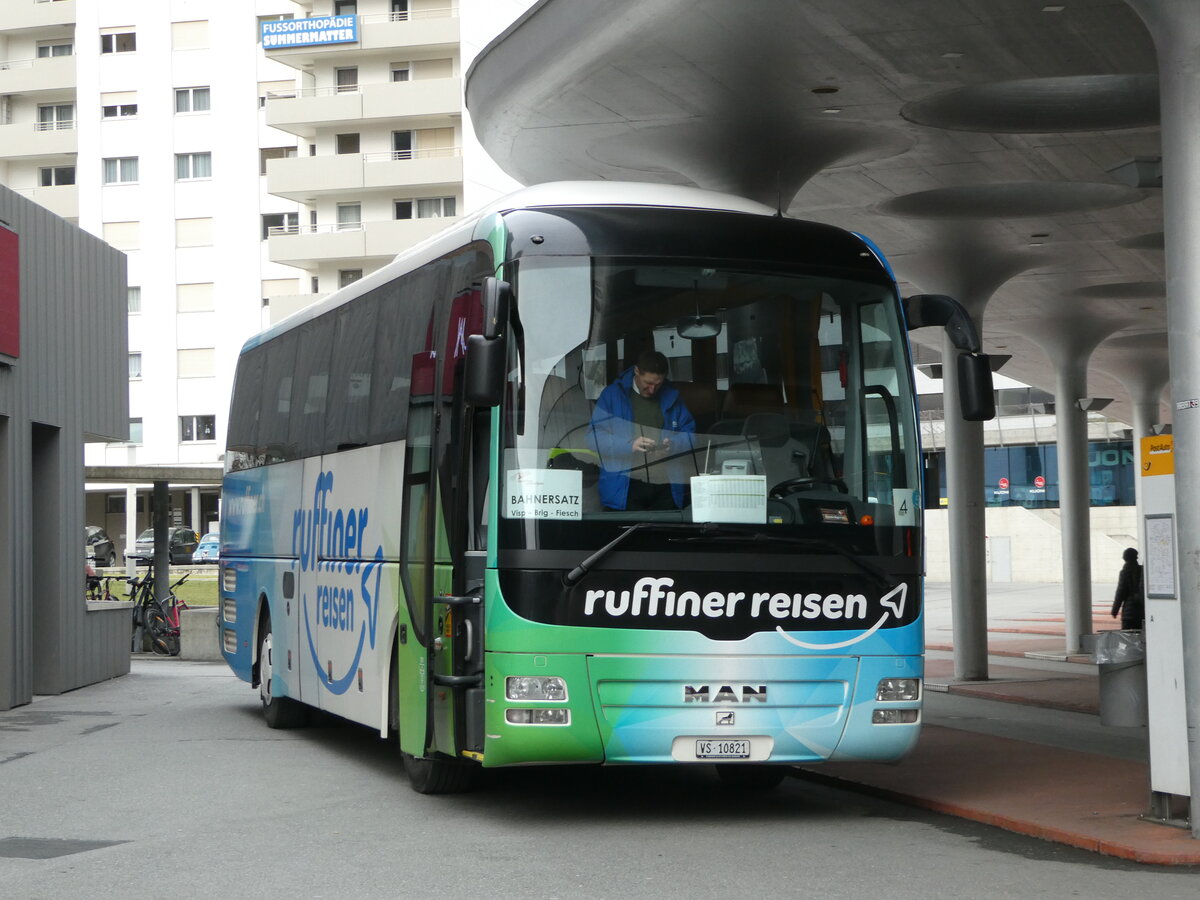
left=769, top=476, right=848, bottom=498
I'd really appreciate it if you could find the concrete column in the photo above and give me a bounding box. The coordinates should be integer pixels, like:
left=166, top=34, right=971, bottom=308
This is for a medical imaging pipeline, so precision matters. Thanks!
left=1053, top=358, right=1092, bottom=653
left=1124, top=0, right=1200, bottom=837
left=190, top=487, right=202, bottom=535
left=942, top=331, right=989, bottom=679
left=124, top=485, right=137, bottom=577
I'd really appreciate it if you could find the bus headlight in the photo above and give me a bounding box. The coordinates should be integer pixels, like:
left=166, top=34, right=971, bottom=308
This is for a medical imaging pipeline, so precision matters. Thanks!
left=506, top=676, right=567, bottom=701
left=873, top=709, right=919, bottom=725
left=876, top=678, right=920, bottom=701
left=506, top=708, right=570, bottom=726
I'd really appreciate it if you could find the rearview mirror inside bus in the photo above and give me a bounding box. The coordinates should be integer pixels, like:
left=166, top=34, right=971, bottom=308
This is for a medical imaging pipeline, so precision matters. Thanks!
left=465, top=333, right=507, bottom=407
left=957, top=352, right=996, bottom=421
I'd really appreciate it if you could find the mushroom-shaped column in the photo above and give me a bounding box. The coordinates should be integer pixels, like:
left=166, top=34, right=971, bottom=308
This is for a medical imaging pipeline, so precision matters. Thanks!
left=1018, top=316, right=1134, bottom=653
left=889, top=227, right=1049, bottom=681
left=1122, top=0, right=1200, bottom=834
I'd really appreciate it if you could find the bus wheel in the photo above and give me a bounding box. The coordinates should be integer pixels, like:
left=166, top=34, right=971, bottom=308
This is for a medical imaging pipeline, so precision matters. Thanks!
left=259, top=615, right=307, bottom=729
left=402, top=752, right=476, bottom=794
left=714, top=764, right=788, bottom=790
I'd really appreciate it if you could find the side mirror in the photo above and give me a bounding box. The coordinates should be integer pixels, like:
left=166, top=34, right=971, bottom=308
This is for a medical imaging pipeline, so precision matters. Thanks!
left=482, top=277, right=511, bottom=340
left=957, top=352, right=995, bottom=421
left=465, top=333, right=507, bottom=407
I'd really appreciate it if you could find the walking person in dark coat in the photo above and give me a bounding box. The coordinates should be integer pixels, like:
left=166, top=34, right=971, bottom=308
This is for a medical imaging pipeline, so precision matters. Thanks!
left=1111, top=547, right=1145, bottom=630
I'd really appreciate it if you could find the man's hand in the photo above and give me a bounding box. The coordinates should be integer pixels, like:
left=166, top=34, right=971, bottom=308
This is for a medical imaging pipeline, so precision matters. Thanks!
left=632, top=436, right=656, bottom=452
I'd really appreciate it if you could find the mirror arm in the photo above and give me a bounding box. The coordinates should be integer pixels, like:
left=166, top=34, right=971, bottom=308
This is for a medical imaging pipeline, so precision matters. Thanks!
left=902, top=294, right=982, bottom=354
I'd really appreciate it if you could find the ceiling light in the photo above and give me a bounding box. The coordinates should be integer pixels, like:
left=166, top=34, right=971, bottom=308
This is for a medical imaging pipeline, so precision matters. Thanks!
left=811, top=86, right=839, bottom=95
left=822, top=107, right=843, bottom=114
left=941, top=51, right=963, bottom=59
left=1042, top=5, right=1066, bottom=11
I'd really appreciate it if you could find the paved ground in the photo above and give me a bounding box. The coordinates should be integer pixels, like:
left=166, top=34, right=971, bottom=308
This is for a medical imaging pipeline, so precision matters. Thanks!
left=801, top=581, right=1200, bottom=865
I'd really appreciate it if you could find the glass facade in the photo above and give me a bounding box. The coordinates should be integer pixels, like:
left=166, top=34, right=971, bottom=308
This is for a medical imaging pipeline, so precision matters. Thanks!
left=926, top=440, right=1135, bottom=508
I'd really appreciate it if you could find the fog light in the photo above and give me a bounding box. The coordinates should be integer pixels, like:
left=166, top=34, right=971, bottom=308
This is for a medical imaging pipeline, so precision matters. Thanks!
left=222, top=567, right=237, bottom=592
left=872, top=709, right=919, bottom=725
left=221, top=596, right=237, bottom=623
left=506, top=708, right=570, bottom=726
left=506, top=676, right=568, bottom=701
left=222, top=628, right=238, bottom=653
left=876, top=678, right=920, bottom=701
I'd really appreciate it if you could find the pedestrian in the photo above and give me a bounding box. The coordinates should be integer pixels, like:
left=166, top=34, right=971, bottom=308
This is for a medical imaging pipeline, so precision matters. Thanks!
left=1110, top=547, right=1144, bottom=630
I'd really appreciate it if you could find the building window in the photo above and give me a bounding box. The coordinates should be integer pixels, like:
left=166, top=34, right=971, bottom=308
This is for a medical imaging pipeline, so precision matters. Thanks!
left=39, top=165, right=75, bottom=186
left=392, top=130, right=412, bottom=159
left=102, top=157, right=139, bottom=184
left=128, top=286, right=141, bottom=313
left=171, top=20, right=209, bottom=51
left=177, top=283, right=215, bottom=313
left=100, top=31, right=136, bottom=54
left=311, top=276, right=320, bottom=293
left=180, top=415, right=216, bottom=442
left=129, top=352, right=142, bottom=379
left=334, top=0, right=357, bottom=13
left=176, top=218, right=213, bottom=248
left=175, top=152, right=212, bottom=180
left=128, top=418, right=143, bottom=444
left=261, top=212, right=298, bottom=239
left=102, top=103, right=137, bottom=118
left=178, top=349, right=215, bottom=378
left=174, top=87, right=210, bottom=114
left=335, top=133, right=360, bottom=155
left=336, top=203, right=361, bottom=231
left=37, top=103, right=73, bottom=130
left=259, top=146, right=296, bottom=175
left=394, top=200, right=413, bottom=219
left=390, top=64, right=410, bottom=82
left=36, top=40, right=73, bottom=58
left=335, top=67, right=358, bottom=93
left=339, top=269, right=363, bottom=288
left=391, top=0, right=409, bottom=21
left=418, top=197, right=456, bottom=218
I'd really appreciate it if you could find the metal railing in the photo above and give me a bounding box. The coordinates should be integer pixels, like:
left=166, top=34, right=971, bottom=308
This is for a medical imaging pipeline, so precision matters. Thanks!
left=33, top=119, right=75, bottom=131
left=267, top=215, right=455, bottom=238
left=359, top=8, right=458, bottom=24
left=265, top=76, right=455, bottom=101
left=362, top=147, right=460, bottom=163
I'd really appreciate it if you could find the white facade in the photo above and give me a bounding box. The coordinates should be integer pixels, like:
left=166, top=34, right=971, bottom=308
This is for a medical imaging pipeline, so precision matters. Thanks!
left=0, top=0, right=535, bottom=549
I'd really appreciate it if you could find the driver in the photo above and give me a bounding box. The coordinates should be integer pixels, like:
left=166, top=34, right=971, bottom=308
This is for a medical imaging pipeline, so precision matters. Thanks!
left=588, top=349, right=695, bottom=510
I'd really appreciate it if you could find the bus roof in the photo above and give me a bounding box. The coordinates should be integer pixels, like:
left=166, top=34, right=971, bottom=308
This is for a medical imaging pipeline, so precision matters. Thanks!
left=240, top=182, right=788, bottom=353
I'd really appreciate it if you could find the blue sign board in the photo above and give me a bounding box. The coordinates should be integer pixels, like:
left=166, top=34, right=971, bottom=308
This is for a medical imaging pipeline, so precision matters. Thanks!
left=261, top=15, right=358, bottom=49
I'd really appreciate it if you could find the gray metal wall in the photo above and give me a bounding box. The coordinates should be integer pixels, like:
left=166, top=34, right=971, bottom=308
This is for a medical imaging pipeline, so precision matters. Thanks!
left=0, top=186, right=129, bottom=710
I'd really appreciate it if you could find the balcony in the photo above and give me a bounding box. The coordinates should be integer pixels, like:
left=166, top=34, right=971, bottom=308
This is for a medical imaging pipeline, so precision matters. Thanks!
left=262, top=8, right=458, bottom=69
left=14, top=183, right=77, bottom=219
left=0, top=120, right=76, bottom=159
left=0, top=54, right=75, bottom=93
left=264, top=78, right=461, bottom=136
left=3, top=0, right=76, bottom=31
left=266, top=147, right=462, bottom=201
left=267, top=216, right=453, bottom=268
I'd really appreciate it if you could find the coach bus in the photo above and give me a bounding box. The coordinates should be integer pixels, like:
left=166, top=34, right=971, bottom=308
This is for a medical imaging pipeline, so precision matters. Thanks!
left=218, top=182, right=993, bottom=792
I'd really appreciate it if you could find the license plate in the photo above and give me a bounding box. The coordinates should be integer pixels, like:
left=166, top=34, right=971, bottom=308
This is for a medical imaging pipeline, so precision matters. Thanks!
left=695, top=739, right=750, bottom=759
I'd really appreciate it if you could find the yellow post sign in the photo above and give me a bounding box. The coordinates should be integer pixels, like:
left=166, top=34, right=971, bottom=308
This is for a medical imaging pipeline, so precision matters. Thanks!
left=1141, top=434, right=1174, bottom=476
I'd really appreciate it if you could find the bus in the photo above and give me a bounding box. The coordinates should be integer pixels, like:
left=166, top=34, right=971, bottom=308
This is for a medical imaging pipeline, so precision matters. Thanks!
left=218, top=182, right=993, bottom=793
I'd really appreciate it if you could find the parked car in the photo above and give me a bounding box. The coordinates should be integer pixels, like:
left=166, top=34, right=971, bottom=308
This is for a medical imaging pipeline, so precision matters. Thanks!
left=124, top=526, right=199, bottom=565
left=86, top=526, right=117, bottom=567
left=193, top=531, right=220, bottom=564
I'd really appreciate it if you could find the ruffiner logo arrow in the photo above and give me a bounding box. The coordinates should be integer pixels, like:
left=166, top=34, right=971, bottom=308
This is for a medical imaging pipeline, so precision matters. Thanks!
left=776, top=582, right=908, bottom=650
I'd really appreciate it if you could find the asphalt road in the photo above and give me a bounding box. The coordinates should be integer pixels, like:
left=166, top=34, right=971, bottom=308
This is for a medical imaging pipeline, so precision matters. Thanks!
left=1, top=659, right=1198, bottom=899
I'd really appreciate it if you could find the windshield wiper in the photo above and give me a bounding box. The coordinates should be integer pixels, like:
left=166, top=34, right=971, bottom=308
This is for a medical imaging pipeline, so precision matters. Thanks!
left=674, top=531, right=892, bottom=588
left=562, top=522, right=734, bottom=587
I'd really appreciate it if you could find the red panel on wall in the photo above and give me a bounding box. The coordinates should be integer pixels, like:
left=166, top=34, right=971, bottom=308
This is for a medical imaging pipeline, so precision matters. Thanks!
left=0, top=224, right=17, bottom=359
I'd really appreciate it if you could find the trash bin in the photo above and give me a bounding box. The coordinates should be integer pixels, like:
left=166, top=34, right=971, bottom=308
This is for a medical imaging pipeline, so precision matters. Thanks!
left=1093, top=629, right=1147, bottom=727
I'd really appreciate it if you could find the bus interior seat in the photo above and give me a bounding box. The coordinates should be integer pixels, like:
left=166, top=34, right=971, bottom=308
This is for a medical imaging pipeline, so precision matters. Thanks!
left=712, top=382, right=784, bottom=435
left=671, top=381, right=716, bottom=432
left=539, top=371, right=600, bottom=494
left=742, top=413, right=808, bottom=481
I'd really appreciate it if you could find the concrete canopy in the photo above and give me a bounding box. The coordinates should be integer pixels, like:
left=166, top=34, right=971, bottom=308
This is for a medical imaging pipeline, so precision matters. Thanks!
left=467, top=0, right=1167, bottom=426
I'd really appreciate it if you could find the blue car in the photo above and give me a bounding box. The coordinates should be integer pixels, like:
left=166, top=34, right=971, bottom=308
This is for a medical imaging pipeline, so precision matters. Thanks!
left=193, top=531, right=220, bottom=564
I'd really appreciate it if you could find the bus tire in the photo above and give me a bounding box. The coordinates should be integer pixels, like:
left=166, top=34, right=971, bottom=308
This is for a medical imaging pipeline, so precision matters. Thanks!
left=714, top=764, right=788, bottom=790
left=402, top=752, right=476, bottom=795
left=259, top=614, right=307, bottom=729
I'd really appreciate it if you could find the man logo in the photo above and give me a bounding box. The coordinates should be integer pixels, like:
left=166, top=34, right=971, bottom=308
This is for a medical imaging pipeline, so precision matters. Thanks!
left=716, top=710, right=735, bottom=726
left=683, top=684, right=767, bottom=703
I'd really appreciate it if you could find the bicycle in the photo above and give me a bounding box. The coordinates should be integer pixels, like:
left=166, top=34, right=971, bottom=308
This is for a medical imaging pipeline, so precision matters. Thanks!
left=86, top=573, right=125, bottom=603
left=129, top=569, right=190, bottom=656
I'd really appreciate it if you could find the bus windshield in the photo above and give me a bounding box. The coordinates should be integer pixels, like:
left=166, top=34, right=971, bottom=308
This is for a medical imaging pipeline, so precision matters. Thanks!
left=500, top=255, right=920, bottom=554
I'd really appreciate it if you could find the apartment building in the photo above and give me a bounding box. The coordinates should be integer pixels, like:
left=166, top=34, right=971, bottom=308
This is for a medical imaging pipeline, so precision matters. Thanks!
left=0, top=0, right=482, bottom=555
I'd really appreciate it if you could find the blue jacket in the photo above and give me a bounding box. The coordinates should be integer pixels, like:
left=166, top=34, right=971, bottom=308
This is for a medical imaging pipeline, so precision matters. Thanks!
left=589, top=367, right=696, bottom=509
